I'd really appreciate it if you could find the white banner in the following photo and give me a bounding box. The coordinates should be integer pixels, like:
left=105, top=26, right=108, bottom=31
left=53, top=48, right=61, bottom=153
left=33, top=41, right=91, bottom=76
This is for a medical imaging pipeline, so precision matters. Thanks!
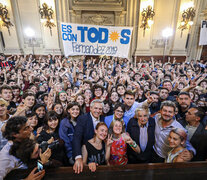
left=61, top=23, right=133, bottom=58
left=199, top=20, right=207, bottom=45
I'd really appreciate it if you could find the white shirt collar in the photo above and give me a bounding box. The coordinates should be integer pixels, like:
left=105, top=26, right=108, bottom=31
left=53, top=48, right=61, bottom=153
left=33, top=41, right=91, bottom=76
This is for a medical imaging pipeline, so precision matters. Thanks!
left=90, top=112, right=100, bottom=122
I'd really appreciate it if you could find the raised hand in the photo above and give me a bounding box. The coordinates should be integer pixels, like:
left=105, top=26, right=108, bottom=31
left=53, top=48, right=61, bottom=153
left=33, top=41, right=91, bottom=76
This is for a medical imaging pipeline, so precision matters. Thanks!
left=106, top=134, right=113, bottom=147
left=173, top=57, right=176, bottom=64
left=189, top=79, right=196, bottom=88
left=122, top=133, right=132, bottom=144
left=147, top=95, right=154, bottom=104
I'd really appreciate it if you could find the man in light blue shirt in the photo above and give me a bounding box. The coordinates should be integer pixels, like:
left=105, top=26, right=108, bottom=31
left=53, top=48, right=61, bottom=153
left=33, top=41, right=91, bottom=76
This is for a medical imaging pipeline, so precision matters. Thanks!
left=124, top=90, right=151, bottom=119
left=152, top=101, right=196, bottom=163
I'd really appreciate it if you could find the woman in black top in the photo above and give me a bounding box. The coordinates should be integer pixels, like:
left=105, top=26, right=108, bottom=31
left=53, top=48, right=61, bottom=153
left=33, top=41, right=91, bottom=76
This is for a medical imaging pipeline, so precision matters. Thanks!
left=82, top=122, right=112, bottom=172
left=37, top=111, right=67, bottom=166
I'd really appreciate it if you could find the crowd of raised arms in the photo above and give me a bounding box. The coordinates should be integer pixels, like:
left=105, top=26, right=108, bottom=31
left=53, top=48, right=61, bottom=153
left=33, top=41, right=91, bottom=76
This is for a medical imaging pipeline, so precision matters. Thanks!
left=0, top=53, right=207, bottom=180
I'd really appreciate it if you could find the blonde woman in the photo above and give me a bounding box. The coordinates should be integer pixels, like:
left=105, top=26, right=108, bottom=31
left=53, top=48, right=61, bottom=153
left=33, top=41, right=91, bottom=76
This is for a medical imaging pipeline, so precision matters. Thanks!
left=166, top=128, right=187, bottom=163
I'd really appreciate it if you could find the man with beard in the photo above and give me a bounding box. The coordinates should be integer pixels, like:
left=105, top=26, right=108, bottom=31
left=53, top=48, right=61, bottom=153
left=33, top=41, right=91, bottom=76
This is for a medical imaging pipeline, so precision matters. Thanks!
left=176, top=92, right=196, bottom=124
left=150, top=88, right=169, bottom=117
left=151, top=101, right=195, bottom=163
left=159, top=87, right=169, bottom=101
left=149, top=91, right=160, bottom=115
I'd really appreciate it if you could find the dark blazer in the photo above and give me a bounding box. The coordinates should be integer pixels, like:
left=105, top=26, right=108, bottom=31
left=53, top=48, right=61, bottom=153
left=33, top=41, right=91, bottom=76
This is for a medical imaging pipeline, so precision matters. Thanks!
left=72, top=113, right=104, bottom=158
left=190, top=123, right=207, bottom=161
left=127, top=117, right=155, bottom=163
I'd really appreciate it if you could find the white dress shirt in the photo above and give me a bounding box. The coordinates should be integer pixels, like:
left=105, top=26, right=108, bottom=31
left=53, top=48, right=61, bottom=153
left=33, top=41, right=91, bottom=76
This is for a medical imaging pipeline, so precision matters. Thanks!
left=139, top=122, right=149, bottom=152
left=90, top=112, right=100, bottom=129
left=0, top=141, right=27, bottom=180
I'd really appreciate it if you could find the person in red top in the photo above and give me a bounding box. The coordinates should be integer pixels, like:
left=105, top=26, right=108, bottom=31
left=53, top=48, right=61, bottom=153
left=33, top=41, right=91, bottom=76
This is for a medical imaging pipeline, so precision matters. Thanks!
left=108, top=120, right=140, bottom=165
left=0, top=54, right=13, bottom=71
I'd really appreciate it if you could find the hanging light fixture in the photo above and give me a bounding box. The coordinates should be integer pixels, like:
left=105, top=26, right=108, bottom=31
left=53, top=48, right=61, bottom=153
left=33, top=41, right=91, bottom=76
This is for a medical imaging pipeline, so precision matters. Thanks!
left=178, top=2, right=196, bottom=37
left=140, top=5, right=155, bottom=37
left=0, top=3, right=13, bottom=35
left=39, top=3, right=55, bottom=36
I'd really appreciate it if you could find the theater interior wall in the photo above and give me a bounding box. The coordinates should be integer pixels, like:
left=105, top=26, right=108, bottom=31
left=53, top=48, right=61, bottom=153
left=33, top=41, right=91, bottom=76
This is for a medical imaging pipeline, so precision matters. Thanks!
left=0, top=0, right=207, bottom=61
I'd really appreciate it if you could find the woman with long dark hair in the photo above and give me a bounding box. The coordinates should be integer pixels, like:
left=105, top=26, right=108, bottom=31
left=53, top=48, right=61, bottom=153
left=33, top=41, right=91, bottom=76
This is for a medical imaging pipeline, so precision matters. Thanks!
left=37, top=111, right=66, bottom=166
left=52, top=103, right=65, bottom=120
left=59, top=102, right=81, bottom=165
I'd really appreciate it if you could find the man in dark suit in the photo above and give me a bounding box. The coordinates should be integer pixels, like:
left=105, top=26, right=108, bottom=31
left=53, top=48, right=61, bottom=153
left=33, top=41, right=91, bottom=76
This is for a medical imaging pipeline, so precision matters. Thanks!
left=127, top=107, right=155, bottom=163
left=184, top=107, right=207, bottom=161
left=73, top=99, right=104, bottom=173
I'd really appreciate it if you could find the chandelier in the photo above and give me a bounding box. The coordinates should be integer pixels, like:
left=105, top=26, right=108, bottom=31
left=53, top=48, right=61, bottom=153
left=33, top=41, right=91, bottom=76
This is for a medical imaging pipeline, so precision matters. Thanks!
left=39, top=3, right=56, bottom=36
left=0, top=3, right=13, bottom=35
left=140, top=5, right=155, bottom=37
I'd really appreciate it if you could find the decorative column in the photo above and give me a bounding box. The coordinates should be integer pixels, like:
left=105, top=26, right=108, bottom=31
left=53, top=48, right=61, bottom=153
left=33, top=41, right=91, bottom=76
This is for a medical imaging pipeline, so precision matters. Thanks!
left=197, top=5, right=207, bottom=60
left=187, top=0, right=207, bottom=60
left=55, top=0, right=70, bottom=54
left=1, top=0, right=23, bottom=54
left=126, top=0, right=139, bottom=58
left=75, top=10, right=82, bottom=24
left=115, top=12, right=121, bottom=26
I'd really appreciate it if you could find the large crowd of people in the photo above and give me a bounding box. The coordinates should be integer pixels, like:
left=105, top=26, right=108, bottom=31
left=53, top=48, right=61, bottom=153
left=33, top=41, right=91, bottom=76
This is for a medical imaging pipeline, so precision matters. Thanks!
left=0, top=52, right=207, bottom=179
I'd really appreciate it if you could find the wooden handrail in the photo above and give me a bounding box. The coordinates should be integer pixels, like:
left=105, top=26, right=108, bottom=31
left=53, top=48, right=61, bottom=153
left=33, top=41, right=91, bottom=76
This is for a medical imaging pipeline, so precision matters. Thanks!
left=5, top=161, right=207, bottom=180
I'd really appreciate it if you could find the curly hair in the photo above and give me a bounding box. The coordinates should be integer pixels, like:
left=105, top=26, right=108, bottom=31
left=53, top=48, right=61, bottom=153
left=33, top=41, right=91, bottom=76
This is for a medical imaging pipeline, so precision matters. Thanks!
left=3, top=116, right=27, bottom=141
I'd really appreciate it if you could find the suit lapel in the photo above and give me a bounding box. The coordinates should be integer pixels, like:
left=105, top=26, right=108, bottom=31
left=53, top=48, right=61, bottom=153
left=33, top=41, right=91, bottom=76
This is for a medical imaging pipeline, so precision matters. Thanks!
left=191, top=123, right=204, bottom=143
left=132, top=119, right=140, bottom=146
left=87, top=113, right=95, bottom=138
left=100, top=115, right=105, bottom=122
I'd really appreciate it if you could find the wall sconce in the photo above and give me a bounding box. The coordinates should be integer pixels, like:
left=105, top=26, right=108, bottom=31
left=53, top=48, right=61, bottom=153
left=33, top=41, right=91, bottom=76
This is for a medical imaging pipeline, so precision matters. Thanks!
left=39, top=3, right=55, bottom=36
left=178, top=6, right=196, bottom=37
left=0, top=3, right=13, bottom=35
left=140, top=5, right=155, bottom=37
